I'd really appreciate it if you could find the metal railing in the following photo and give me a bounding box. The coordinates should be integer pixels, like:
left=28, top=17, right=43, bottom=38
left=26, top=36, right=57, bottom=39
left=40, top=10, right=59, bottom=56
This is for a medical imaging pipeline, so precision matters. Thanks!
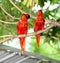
left=0, top=44, right=60, bottom=63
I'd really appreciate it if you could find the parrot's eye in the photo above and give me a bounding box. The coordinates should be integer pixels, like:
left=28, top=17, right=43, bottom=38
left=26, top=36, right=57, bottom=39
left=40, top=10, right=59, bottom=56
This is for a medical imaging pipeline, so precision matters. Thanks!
left=26, top=14, right=30, bottom=19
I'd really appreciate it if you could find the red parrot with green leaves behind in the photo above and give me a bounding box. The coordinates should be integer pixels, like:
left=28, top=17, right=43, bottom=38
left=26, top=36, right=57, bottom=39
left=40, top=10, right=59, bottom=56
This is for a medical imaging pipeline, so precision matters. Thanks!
left=16, top=14, right=30, bottom=55
left=34, top=10, right=44, bottom=48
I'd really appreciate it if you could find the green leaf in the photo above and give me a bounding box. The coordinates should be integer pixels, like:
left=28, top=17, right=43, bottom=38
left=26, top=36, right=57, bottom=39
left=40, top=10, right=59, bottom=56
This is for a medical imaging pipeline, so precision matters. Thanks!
left=22, top=0, right=28, bottom=5
left=38, top=0, right=44, bottom=7
left=0, top=26, right=3, bottom=35
left=38, top=0, right=47, bottom=7
left=34, top=0, right=38, bottom=4
left=50, top=0, right=59, bottom=4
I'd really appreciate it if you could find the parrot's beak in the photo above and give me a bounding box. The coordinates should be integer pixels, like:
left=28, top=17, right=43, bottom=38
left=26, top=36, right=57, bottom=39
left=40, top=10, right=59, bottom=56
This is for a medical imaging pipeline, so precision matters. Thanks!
left=26, top=14, right=30, bottom=19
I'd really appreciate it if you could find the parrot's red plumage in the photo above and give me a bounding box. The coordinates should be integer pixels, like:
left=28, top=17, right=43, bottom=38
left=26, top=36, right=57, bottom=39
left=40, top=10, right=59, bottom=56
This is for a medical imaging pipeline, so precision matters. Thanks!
left=16, top=14, right=30, bottom=55
left=34, top=10, right=44, bottom=48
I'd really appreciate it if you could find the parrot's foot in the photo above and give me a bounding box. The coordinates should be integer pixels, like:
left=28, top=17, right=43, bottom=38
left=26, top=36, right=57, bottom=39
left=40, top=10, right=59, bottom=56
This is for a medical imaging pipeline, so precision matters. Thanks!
left=21, top=47, right=25, bottom=56
left=21, top=53, right=24, bottom=56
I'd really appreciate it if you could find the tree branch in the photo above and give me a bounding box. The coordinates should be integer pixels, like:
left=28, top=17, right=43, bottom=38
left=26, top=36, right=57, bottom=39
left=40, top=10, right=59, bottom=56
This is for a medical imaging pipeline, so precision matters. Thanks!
left=0, top=24, right=54, bottom=43
left=0, top=35, right=13, bottom=38
left=0, top=20, right=17, bottom=24
left=0, top=20, right=33, bottom=27
left=0, top=19, right=60, bottom=27
left=0, top=37, right=12, bottom=43
left=9, top=0, right=26, bottom=14
left=45, top=19, right=60, bottom=27
left=51, top=36, right=60, bottom=40
left=9, top=0, right=36, bottom=19
left=0, top=25, right=60, bottom=43
left=0, top=24, right=54, bottom=38
left=0, top=6, right=19, bottom=20
left=29, top=0, right=34, bottom=16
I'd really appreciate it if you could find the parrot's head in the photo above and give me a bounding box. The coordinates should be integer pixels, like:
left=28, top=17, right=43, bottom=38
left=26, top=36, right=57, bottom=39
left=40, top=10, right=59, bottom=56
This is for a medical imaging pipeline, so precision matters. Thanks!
left=37, top=10, right=43, bottom=17
left=21, top=14, right=30, bottom=23
left=22, top=14, right=30, bottom=19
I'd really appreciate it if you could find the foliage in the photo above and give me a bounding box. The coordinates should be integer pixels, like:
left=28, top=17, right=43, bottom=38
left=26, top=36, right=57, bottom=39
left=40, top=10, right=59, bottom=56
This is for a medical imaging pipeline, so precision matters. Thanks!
left=29, top=36, right=60, bottom=60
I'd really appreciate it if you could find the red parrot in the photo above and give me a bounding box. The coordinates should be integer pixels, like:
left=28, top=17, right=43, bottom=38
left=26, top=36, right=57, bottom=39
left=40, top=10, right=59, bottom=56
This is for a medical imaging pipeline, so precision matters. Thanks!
left=34, top=10, right=44, bottom=48
left=16, top=14, right=30, bottom=55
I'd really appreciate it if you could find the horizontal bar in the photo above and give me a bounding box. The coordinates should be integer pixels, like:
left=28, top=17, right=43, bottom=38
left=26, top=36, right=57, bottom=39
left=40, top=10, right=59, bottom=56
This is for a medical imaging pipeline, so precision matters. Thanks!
left=16, top=56, right=30, bottom=63
left=0, top=52, right=16, bottom=62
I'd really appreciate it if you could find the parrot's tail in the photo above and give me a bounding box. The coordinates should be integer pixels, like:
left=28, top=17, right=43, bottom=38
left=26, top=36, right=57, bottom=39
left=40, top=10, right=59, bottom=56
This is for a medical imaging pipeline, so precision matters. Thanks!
left=36, top=34, right=40, bottom=48
left=19, top=37, right=25, bottom=55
